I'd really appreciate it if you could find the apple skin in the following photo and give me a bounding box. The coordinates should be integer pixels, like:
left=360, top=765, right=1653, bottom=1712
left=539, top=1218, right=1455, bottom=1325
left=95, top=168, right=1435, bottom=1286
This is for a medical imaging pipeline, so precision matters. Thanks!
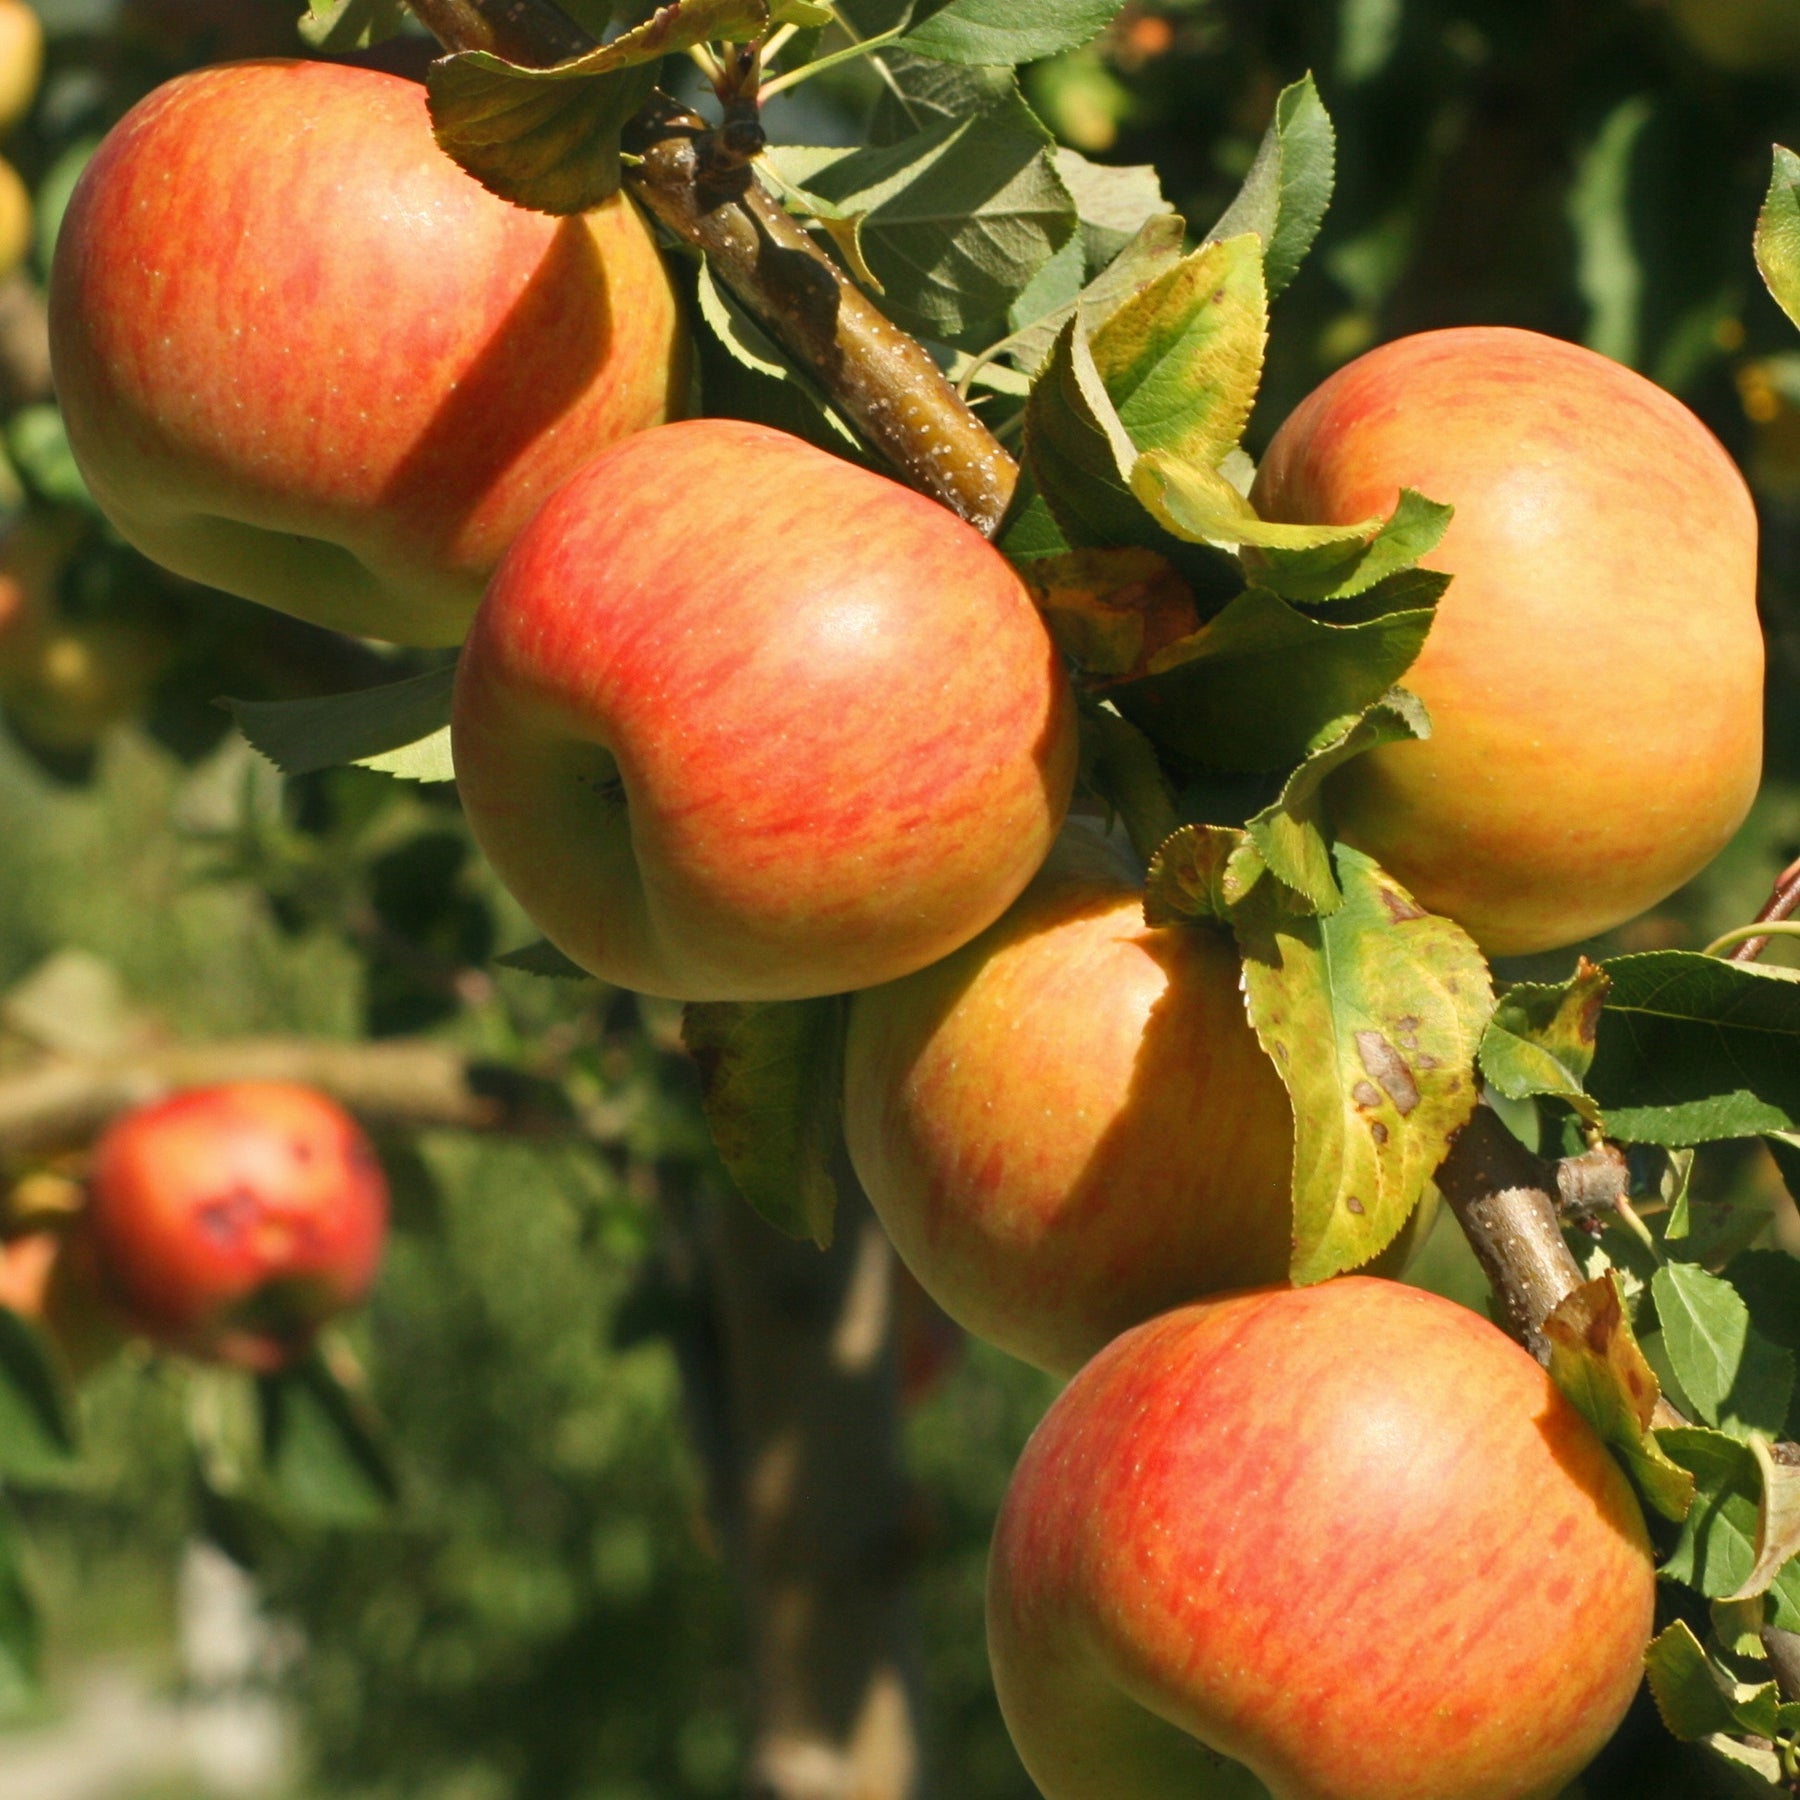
left=84, top=1082, right=389, bottom=1371
left=49, top=59, right=689, bottom=648
left=452, top=418, right=1079, bottom=1001
left=844, top=821, right=1297, bottom=1376
left=1668, top=0, right=1800, bottom=71
left=1251, top=326, right=1762, bottom=957
left=988, top=1278, right=1657, bottom=1800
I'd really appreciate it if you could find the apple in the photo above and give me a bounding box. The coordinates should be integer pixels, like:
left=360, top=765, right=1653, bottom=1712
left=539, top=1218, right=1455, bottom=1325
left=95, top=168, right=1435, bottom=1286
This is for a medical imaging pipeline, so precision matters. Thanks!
left=452, top=418, right=1079, bottom=1001
left=84, top=1082, right=389, bottom=1371
left=48, top=59, right=690, bottom=648
left=0, top=0, right=42, bottom=140
left=844, top=820, right=1296, bottom=1376
left=1251, top=326, right=1763, bottom=957
left=988, top=1277, right=1657, bottom=1800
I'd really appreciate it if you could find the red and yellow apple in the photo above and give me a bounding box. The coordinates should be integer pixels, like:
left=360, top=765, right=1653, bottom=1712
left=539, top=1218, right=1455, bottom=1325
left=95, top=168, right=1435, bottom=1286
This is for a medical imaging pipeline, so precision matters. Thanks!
left=452, top=418, right=1078, bottom=1001
left=844, top=820, right=1295, bottom=1375
left=84, top=1082, right=389, bottom=1371
left=1252, top=326, right=1763, bottom=956
left=988, top=1277, right=1656, bottom=1800
left=49, top=59, right=689, bottom=647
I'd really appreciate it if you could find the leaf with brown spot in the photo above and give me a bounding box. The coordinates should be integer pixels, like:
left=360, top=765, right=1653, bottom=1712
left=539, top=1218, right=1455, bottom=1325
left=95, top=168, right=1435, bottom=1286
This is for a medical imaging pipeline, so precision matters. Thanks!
left=1235, top=843, right=1492, bottom=1284
left=1545, top=1274, right=1695, bottom=1522
left=1478, top=959, right=1609, bottom=1128
left=426, top=1, right=770, bottom=214
left=682, top=996, right=845, bottom=1246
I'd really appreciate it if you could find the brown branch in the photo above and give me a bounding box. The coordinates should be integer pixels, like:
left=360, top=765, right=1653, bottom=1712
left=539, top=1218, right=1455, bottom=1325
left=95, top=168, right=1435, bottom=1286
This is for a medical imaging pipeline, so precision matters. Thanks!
left=1727, top=852, right=1800, bottom=964
left=1433, top=1104, right=1589, bottom=1362
left=403, top=1, right=1020, bottom=534
left=0, top=1038, right=570, bottom=1159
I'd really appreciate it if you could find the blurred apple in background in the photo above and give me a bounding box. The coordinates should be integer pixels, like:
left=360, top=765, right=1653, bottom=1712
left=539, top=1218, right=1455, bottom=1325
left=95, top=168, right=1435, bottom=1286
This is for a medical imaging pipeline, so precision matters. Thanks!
left=84, top=1082, right=389, bottom=1371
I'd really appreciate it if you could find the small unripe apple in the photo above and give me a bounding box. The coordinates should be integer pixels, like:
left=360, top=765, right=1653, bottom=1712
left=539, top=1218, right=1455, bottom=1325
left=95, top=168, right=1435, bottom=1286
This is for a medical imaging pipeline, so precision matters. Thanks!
left=453, top=419, right=1079, bottom=1001
left=845, top=821, right=1295, bottom=1375
left=1252, top=326, right=1763, bottom=956
left=989, top=1277, right=1657, bottom=1800
left=49, top=60, right=690, bottom=647
left=0, top=2, right=42, bottom=140
left=85, top=1082, right=389, bottom=1371
left=0, top=154, right=30, bottom=279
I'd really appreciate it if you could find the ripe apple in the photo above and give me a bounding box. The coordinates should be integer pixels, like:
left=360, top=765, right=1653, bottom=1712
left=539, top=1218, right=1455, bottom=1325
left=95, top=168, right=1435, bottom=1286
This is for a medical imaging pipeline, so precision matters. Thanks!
left=452, top=418, right=1079, bottom=1001
left=0, top=0, right=42, bottom=139
left=989, top=1277, right=1657, bottom=1800
left=84, top=1082, right=389, bottom=1371
left=844, top=820, right=1296, bottom=1376
left=48, top=59, right=689, bottom=648
left=1251, top=326, right=1763, bottom=957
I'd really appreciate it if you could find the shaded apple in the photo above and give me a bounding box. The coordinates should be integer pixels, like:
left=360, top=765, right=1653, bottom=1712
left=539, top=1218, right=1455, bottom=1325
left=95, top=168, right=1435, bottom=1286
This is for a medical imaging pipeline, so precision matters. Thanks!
left=49, top=59, right=689, bottom=647
left=1252, top=326, right=1763, bottom=957
left=988, top=1277, right=1657, bottom=1800
left=452, top=419, right=1078, bottom=1001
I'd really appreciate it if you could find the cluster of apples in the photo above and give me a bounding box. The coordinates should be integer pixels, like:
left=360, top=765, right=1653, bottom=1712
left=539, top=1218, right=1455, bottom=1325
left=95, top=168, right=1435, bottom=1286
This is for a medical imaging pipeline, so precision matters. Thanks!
left=46, top=51, right=1769, bottom=1800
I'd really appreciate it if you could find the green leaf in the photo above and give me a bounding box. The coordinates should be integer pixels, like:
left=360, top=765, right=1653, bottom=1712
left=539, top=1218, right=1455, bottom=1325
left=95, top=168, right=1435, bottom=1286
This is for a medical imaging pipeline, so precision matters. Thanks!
left=899, top=0, right=1121, bottom=66
left=1203, top=73, right=1336, bottom=297
left=1236, top=843, right=1491, bottom=1285
left=0, top=1509, right=38, bottom=1706
left=0, top=1309, right=75, bottom=1482
left=1478, top=960, right=1609, bottom=1129
left=1653, top=1261, right=1795, bottom=1439
left=996, top=210, right=1186, bottom=379
left=866, top=50, right=1017, bottom=146
left=1568, top=94, right=1652, bottom=368
left=494, top=939, right=595, bottom=981
left=1587, top=953, right=1800, bottom=1145
left=1242, top=693, right=1432, bottom=911
left=227, top=666, right=456, bottom=783
left=1131, top=448, right=1382, bottom=551
left=1660, top=1425, right=1800, bottom=1627
left=1755, top=145, right=1800, bottom=336
left=7, top=404, right=91, bottom=510
left=769, top=94, right=1076, bottom=344
left=1646, top=1620, right=1788, bottom=1743
left=1090, top=234, right=1268, bottom=469
left=426, top=24, right=674, bottom=215
left=682, top=998, right=846, bottom=1246
left=258, top=1347, right=399, bottom=1527
left=1726, top=1437, right=1800, bottom=1607
left=1544, top=1275, right=1696, bottom=1523
left=298, top=0, right=408, bottom=50
left=1108, top=586, right=1436, bottom=773
left=1023, top=315, right=1147, bottom=546
left=1243, top=489, right=1453, bottom=604
left=1054, top=146, right=1172, bottom=269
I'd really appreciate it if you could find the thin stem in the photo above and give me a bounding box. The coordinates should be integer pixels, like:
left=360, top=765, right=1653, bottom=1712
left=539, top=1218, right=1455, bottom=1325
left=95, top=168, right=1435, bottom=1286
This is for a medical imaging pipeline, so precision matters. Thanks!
left=1704, top=919, right=1800, bottom=959
left=760, top=21, right=800, bottom=64
left=1723, top=852, right=1800, bottom=963
left=689, top=41, right=729, bottom=87
left=758, top=25, right=905, bottom=99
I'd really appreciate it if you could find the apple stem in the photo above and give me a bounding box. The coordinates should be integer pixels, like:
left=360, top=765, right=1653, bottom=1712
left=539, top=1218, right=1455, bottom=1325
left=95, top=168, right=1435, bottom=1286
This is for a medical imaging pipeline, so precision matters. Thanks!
left=402, top=0, right=1021, bottom=535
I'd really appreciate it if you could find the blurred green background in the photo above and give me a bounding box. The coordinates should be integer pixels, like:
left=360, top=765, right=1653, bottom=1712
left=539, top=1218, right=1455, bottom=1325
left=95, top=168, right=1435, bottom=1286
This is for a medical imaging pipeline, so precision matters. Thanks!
left=2, top=1, right=1800, bottom=1797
